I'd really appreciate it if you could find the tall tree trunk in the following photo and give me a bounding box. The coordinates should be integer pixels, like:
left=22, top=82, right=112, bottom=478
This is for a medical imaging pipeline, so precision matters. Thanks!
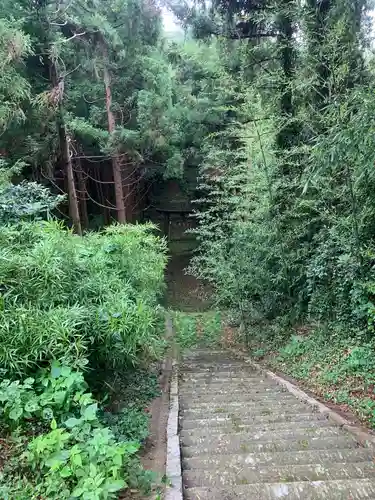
left=102, top=49, right=126, bottom=223
left=50, top=61, right=82, bottom=235
left=76, top=158, right=89, bottom=230
left=62, top=126, right=82, bottom=235
left=276, top=0, right=297, bottom=154
left=305, top=0, right=331, bottom=111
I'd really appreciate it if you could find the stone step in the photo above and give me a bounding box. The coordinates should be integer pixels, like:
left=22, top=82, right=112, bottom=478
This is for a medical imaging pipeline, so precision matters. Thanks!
left=179, top=397, right=310, bottom=411
left=181, top=412, right=329, bottom=429
left=181, top=402, right=311, bottom=419
left=183, top=448, right=374, bottom=471
left=181, top=435, right=358, bottom=457
left=181, top=362, right=248, bottom=370
left=178, top=347, right=375, bottom=498
left=179, top=388, right=289, bottom=399
left=180, top=379, right=278, bottom=389
left=180, top=427, right=345, bottom=448
left=183, top=479, right=375, bottom=499
left=180, top=420, right=339, bottom=439
left=181, top=372, right=268, bottom=380
left=183, top=462, right=375, bottom=487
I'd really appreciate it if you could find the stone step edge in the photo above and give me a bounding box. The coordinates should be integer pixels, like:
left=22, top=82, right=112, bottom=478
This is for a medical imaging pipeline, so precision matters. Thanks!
left=166, top=357, right=183, bottom=500
left=183, top=479, right=375, bottom=499
left=229, top=348, right=375, bottom=449
left=182, top=448, right=374, bottom=469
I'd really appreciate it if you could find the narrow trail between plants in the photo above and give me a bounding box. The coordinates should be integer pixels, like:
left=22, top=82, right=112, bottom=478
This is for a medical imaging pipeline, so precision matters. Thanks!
left=177, top=349, right=375, bottom=499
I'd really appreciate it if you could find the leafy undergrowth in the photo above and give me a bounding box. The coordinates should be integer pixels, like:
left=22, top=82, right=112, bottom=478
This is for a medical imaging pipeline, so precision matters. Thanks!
left=0, top=218, right=168, bottom=498
left=172, top=310, right=223, bottom=349
left=0, top=364, right=151, bottom=499
left=0, top=364, right=162, bottom=499
left=247, top=323, right=375, bottom=428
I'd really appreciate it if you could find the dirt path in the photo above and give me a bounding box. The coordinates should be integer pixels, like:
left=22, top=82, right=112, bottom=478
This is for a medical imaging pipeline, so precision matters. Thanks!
left=165, top=254, right=211, bottom=312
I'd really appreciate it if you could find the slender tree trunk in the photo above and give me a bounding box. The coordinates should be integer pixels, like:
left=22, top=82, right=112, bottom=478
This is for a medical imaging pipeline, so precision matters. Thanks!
left=102, top=49, right=126, bottom=223
left=62, top=127, right=82, bottom=235
left=76, top=158, right=89, bottom=229
left=276, top=0, right=297, bottom=154
left=50, top=60, right=82, bottom=235
left=305, top=0, right=331, bottom=111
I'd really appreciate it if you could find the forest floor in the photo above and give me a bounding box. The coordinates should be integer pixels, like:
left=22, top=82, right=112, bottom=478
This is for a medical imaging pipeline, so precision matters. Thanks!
left=243, top=325, right=375, bottom=433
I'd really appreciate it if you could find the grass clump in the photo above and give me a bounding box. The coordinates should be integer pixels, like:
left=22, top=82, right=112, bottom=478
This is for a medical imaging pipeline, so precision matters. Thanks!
left=172, top=310, right=222, bottom=349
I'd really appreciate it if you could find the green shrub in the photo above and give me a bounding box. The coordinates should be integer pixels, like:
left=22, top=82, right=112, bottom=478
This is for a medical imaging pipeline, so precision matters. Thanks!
left=0, top=221, right=167, bottom=378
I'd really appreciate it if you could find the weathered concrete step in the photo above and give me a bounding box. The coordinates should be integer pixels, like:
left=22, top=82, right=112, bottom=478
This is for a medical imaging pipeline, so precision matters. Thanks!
left=181, top=362, right=247, bottom=370
left=182, top=355, right=240, bottom=363
left=181, top=368, right=257, bottom=375
left=179, top=388, right=289, bottom=399
left=181, top=372, right=266, bottom=380
left=181, top=427, right=344, bottom=448
left=180, top=379, right=278, bottom=389
left=180, top=419, right=336, bottom=438
left=183, top=462, right=375, bottom=487
left=181, top=412, right=329, bottom=429
left=181, top=402, right=311, bottom=419
left=180, top=422, right=339, bottom=440
left=181, top=379, right=270, bottom=387
left=181, top=435, right=358, bottom=457
left=179, top=397, right=309, bottom=411
left=183, top=448, right=374, bottom=470
left=183, top=479, right=375, bottom=499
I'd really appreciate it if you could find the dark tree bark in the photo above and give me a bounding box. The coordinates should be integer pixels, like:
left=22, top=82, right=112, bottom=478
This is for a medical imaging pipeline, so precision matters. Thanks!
left=76, top=158, right=89, bottom=230
left=276, top=0, right=297, bottom=153
left=102, top=44, right=126, bottom=224
left=50, top=64, right=82, bottom=235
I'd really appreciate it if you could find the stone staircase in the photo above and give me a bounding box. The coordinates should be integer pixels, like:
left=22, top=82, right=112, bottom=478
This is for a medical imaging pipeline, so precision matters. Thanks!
left=178, top=349, right=375, bottom=499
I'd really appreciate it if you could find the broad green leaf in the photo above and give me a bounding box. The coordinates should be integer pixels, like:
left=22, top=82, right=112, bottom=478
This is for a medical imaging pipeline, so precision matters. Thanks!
left=71, top=452, right=82, bottom=467
left=71, top=486, right=84, bottom=497
left=65, top=417, right=82, bottom=428
left=9, top=406, right=22, bottom=421
left=60, top=466, right=72, bottom=478
left=82, top=403, right=98, bottom=421
left=51, top=363, right=62, bottom=379
left=104, top=479, right=126, bottom=492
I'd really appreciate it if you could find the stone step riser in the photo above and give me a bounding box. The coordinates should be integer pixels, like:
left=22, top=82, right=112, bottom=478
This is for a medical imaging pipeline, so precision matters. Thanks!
left=180, top=420, right=336, bottom=438
left=179, top=399, right=311, bottom=410
left=180, top=381, right=278, bottom=389
left=183, top=462, right=375, bottom=488
left=184, top=479, right=375, bottom=500
left=180, top=424, right=340, bottom=441
left=181, top=413, right=329, bottom=429
left=181, top=405, right=311, bottom=419
left=181, top=363, right=248, bottom=369
left=179, top=389, right=289, bottom=398
left=181, top=373, right=269, bottom=380
left=181, top=436, right=358, bottom=457
left=183, top=449, right=374, bottom=470
left=180, top=428, right=345, bottom=448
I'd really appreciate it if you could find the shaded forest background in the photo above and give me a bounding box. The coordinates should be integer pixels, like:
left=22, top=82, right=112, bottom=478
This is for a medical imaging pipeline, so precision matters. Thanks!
left=3, top=0, right=375, bottom=343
